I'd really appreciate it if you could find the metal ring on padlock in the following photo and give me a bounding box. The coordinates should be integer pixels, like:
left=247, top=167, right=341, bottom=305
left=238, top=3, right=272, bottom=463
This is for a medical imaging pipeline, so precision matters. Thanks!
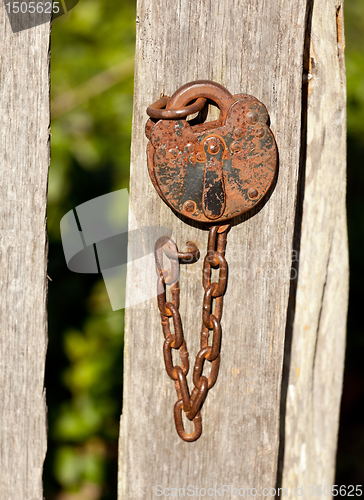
left=167, top=80, right=234, bottom=126
left=147, top=95, right=207, bottom=120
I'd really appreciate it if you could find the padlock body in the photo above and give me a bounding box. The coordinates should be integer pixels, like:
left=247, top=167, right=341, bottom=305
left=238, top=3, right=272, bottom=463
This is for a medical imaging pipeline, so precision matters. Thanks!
left=147, top=94, right=278, bottom=223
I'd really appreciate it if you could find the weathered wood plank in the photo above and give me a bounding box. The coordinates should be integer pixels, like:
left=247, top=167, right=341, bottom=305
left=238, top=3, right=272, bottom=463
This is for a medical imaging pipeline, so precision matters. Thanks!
left=0, top=5, right=50, bottom=499
left=120, top=0, right=310, bottom=496
left=280, top=0, right=348, bottom=492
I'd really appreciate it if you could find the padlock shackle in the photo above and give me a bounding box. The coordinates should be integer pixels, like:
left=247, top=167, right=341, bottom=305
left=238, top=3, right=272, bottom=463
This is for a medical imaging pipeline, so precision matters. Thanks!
left=147, top=96, right=207, bottom=120
left=167, top=81, right=234, bottom=125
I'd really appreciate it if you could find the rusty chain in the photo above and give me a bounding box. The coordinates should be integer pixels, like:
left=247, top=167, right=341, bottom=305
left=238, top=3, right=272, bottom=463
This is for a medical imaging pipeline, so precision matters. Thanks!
left=154, top=224, right=230, bottom=442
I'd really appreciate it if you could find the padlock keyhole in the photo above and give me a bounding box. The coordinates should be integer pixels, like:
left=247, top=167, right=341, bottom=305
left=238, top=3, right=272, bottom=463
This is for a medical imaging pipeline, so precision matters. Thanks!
left=202, top=136, right=226, bottom=220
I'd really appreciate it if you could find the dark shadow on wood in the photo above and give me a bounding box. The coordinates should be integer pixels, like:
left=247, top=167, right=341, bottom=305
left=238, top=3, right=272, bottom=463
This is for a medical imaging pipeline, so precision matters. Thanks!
left=275, top=0, right=314, bottom=493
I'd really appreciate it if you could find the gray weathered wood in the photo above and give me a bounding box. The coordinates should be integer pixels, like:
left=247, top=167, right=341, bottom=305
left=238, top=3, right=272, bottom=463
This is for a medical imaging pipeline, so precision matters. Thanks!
left=0, top=5, right=50, bottom=499
left=280, top=0, right=348, bottom=492
left=119, top=0, right=348, bottom=497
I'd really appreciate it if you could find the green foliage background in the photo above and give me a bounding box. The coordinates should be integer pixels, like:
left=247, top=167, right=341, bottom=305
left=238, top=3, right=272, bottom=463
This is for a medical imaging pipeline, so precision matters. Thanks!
left=46, top=0, right=364, bottom=497
left=46, top=1, right=135, bottom=498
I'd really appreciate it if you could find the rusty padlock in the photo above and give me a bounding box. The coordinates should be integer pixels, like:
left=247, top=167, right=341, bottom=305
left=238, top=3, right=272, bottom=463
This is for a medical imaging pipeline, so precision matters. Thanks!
left=146, top=81, right=278, bottom=442
left=146, top=80, right=277, bottom=223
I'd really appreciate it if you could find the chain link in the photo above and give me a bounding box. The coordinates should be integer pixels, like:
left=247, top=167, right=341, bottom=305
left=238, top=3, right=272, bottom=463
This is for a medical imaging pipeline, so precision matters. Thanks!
left=154, top=224, right=229, bottom=442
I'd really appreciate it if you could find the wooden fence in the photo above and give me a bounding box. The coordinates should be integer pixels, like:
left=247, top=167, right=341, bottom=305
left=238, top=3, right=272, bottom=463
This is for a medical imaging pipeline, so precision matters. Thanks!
left=0, top=0, right=348, bottom=498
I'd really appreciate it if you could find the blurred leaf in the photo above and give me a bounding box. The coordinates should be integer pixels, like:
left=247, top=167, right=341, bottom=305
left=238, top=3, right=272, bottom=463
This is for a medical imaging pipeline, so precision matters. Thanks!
left=54, top=447, right=82, bottom=488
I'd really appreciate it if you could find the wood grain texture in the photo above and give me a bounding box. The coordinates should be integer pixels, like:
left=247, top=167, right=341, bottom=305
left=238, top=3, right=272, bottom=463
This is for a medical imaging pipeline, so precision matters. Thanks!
left=119, top=0, right=348, bottom=497
left=280, top=0, right=348, bottom=493
left=0, top=5, right=50, bottom=500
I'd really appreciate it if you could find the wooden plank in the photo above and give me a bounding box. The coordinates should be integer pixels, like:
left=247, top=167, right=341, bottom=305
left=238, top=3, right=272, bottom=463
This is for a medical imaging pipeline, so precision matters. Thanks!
left=0, top=5, right=50, bottom=499
left=280, top=0, right=348, bottom=492
left=119, top=0, right=347, bottom=497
